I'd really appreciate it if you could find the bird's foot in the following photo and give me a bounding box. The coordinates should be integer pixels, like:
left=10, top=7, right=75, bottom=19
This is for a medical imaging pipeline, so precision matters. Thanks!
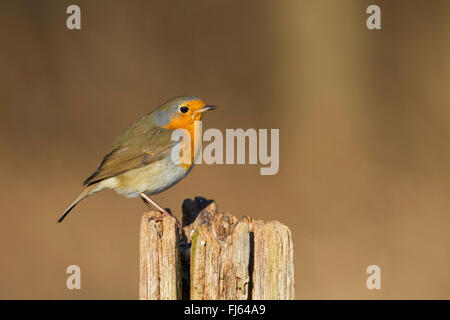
left=148, top=208, right=182, bottom=233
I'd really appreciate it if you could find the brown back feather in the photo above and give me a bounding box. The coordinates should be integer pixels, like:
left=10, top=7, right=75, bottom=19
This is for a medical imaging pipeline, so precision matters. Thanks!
left=83, top=126, right=174, bottom=186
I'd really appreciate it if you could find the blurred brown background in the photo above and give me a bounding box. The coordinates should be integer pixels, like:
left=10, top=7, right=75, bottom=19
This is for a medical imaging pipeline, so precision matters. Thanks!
left=0, top=0, right=449, bottom=299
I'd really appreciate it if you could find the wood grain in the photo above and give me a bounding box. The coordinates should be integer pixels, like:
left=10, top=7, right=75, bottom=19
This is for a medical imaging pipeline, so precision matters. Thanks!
left=139, top=198, right=294, bottom=300
left=139, top=211, right=181, bottom=300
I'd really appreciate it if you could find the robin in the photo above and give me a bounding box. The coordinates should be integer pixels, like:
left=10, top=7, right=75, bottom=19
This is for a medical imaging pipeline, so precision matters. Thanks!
left=57, top=96, right=217, bottom=225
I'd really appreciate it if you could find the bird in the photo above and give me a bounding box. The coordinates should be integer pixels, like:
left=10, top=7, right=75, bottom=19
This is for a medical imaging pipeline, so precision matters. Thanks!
left=57, top=96, right=217, bottom=224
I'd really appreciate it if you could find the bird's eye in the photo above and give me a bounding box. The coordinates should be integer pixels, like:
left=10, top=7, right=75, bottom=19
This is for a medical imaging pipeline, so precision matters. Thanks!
left=180, top=106, right=189, bottom=113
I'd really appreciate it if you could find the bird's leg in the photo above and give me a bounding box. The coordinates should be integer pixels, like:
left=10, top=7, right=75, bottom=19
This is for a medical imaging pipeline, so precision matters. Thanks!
left=141, top=197, right=153, bottom=211
left=140, top=192, right=170, bottom=215
left=140, top=192, right=182, bottom=229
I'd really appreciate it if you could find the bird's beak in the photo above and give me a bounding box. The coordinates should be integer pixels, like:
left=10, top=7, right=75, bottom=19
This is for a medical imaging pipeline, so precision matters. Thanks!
left=197, top=105, right=217, bottom=113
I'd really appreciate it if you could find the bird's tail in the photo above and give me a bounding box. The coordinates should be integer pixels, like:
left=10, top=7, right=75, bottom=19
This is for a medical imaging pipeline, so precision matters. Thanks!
left=57, top=184, right=97, bottom=223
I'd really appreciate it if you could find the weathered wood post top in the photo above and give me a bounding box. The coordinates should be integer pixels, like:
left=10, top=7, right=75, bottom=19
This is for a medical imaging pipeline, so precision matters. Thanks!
left=139, top=197, right=294, bottom=300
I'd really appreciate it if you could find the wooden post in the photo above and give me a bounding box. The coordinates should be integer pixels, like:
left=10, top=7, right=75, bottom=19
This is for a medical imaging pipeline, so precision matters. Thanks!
left=139, top=197, right=295, bottom=300
left=251, top=220, right=295, bottom=299
left=139, top=211, right=182, bottom=300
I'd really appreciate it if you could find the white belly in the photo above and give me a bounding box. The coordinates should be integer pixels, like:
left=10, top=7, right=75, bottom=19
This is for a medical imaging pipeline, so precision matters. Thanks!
left=99, top=155, right=193, bottom=198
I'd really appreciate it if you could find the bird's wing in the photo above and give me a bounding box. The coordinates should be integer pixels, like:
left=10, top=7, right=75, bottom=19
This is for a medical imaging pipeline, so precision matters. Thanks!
left=83, top=126, right=174, bottom=186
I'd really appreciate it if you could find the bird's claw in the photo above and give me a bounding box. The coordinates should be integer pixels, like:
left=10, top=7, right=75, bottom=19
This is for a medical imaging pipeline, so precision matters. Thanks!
left=147, top=210, right=183, bottom=239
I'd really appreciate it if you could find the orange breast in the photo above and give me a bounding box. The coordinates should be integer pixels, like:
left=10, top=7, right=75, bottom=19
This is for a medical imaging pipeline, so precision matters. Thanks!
left=164, top=115, right=202, bottom=169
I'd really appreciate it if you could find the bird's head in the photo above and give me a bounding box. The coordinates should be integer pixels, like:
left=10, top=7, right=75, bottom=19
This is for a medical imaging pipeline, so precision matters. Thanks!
left=152, top=96, right=217, bottom=130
